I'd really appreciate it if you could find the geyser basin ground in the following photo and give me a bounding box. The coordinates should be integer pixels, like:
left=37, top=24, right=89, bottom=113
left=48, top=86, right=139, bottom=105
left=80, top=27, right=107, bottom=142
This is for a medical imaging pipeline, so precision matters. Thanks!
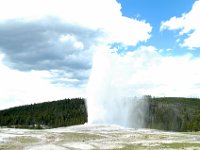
left=1, top=124, right=200, bottom=150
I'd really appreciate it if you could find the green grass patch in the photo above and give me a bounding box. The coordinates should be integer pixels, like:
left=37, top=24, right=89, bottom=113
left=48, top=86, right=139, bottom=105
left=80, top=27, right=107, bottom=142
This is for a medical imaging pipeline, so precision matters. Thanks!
left=183, top=131, right=200, bottom=135
left=119, top=142, right=200, bottom=150
left=119, top=144, right=154, bottom=150
left=0, top=136, right=39, bottom=150
left=0, top=144, right=20, bottom=150
left=160, top=142, right=200, bottom=149
left=14, top=136, right=39, bottom=144
left=59, top=132, right=104, bottom=142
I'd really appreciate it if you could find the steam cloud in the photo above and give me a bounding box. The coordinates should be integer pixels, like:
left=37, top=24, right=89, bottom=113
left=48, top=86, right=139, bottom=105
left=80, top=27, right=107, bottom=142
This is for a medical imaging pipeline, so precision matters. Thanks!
left=86, top=47, right=149, bottom=127
left=86, top=45, right=200, bottom=127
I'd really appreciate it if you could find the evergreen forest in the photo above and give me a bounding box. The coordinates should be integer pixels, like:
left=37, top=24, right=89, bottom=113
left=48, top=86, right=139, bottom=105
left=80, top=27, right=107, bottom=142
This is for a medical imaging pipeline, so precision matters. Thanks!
left=0, top=97, right=200, bottom=131
left=0, top=98, right=87, bottom=129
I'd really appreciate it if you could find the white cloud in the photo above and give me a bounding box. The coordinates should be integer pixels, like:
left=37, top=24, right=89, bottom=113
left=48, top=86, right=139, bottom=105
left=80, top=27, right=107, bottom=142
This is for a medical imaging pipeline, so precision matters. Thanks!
left=0, top=0, right=151, bottom=46
left=161, top=0, right=200, bottom=49
left=166, top=48, right=172, bottom=51
left=0, top=0, right=152, bottom=109
left=0, top=54, right=85, bottom=110
left=59, top=34, right=84, bottom=50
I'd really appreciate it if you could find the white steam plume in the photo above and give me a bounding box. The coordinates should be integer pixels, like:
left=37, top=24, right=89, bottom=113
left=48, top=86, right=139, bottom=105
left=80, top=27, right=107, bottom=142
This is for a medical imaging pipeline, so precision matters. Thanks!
left=86, top=45, right=200, bottom=127
left=86, top=46, right=152, bottom=127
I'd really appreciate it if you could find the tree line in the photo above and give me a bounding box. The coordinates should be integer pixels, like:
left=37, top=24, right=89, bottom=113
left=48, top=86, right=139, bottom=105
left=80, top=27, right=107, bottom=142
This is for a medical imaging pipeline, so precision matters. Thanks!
left=145, top=97, right=200, bottom=131
left=0, top=97, right=200, bottom=131
left=0, top=98, right=87, bottom=129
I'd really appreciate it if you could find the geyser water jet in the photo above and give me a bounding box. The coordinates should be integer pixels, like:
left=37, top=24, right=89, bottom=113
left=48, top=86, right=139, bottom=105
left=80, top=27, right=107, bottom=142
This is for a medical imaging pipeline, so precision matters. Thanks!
left=87, top=46, right=200, bottom=127
left=87, top=47, right=149, bottom=127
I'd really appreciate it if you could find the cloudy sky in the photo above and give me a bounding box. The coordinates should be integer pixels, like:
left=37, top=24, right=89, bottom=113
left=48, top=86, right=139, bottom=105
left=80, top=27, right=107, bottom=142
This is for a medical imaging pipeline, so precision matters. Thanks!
left=0, top=0, right=200, bottom=110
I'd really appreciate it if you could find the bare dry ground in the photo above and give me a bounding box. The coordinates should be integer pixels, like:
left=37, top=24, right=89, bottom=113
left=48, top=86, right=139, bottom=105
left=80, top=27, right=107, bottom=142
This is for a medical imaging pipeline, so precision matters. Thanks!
left=0, top=124, right=200, bottom=149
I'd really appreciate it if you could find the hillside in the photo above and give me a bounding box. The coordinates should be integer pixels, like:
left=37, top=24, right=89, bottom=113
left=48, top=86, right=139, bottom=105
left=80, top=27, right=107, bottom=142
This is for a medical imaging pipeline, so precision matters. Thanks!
left=145, top=97, right=200, bottom=131
left=0, top=98, right=87, bottom=129
left=0, top=97, right=200, bottom=131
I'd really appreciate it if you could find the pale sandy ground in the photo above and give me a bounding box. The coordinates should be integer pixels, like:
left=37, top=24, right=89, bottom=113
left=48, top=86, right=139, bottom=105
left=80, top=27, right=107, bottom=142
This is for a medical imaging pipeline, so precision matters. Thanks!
left=0, top=124, right=200, bottom=149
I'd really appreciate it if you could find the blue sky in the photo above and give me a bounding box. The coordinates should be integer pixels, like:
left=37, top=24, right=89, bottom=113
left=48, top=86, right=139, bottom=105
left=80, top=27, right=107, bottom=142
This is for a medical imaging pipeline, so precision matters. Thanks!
left=118, top=0, right=195, bottom=24
left=0, top=0, right=200, bottom=109
left=118, top=0, right=199, bottom=56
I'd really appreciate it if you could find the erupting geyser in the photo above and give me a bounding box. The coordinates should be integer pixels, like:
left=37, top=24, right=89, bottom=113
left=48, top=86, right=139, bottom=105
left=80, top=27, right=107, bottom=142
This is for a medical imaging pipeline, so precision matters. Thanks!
left=86, top=45, right=200, bottom=127
left=87, top=47, right=150, bottom=128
